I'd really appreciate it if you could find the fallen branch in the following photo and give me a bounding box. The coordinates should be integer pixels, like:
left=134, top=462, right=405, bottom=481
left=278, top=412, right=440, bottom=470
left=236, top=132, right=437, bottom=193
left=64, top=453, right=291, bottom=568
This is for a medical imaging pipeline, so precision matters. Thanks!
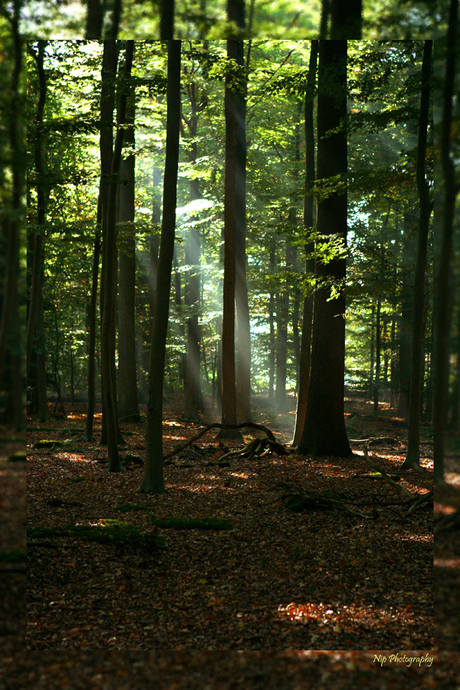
left=164, top=422, right=280, bottom=464
left=363, top=445, right=414, bottom=498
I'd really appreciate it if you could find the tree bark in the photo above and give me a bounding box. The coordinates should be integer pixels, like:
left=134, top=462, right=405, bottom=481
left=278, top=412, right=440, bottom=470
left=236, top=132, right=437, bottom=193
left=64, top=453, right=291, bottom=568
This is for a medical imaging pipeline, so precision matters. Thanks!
left=160, top=0, right=175, bottom=38
left=183, top=74, right=203, bottom=421
left=0, top=2, right=24, bottom=433
left=101, top=41, right=134, bottom=472
left=118, top=73, right=140, bottom=422
left=293, top=40, right=317, bottom=445
left=83, top=204, right=101, bottom=442
left=434, top=0, right=458, bottom=486
left=218, top=38, right=241, bottom=440
left=330, top=0, right=362, bottom=38
left=85, top=0, right=103, bottom=38
left=235, top=38, right=251, bottom=423
left=275, top=239, right=289, bottom=414
left=402, top=40, right=433, bottom=470
left=138, top=40, right=181, bottom=494
left=297, top=40, right=351, bottom=459
left=97, top=40, right=118, bottom=446
left=26, top=42, right=46, bottom=381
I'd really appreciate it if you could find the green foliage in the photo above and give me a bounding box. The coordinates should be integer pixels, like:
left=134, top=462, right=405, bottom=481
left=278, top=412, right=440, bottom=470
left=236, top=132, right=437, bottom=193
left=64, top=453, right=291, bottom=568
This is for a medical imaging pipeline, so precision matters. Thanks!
left=150, top=516, right=232, bottom=530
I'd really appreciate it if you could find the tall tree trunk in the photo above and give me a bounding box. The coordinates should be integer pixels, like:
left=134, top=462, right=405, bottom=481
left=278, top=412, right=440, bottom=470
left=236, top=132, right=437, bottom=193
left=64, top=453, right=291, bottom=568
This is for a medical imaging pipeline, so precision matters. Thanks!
left=434, top=0, right=458, bottom=486
left=101, top=41, right=134, bottom=472
left=293, top=40, right=317, bottom=445
left=218, top=37, right=241, bottom=440
left=138, top=40, right=181, bottom=494
left=369, top=304, right=375, bottom=398
left=83, top=198, right=101, bottom=441
left=268, top=245, right=275, bottom=402
left=98, top=40, right=118, bottom=447
left=26, top=41, right=46, bottom=381
left=183, top=75, right=204, bottom=421
left=160, top=0, right=175, bottom=38
left=0, top=1, right=24, bottom=433
left=85, top=0, right=103, bottom=38
left=118, top=72, right=140, bottom=422
left=235, top=38, right=251, bottom=423
left=36, top=285, right=48, bottom=421
left=373, top=296, right=381, bottom=414
left=275, top=239, right=289, bottom=414
left=402, top=40, right=433, bottom=470
left=330, top=0, right=362, bottom=38
left=297, top=40, right=351, bottom=458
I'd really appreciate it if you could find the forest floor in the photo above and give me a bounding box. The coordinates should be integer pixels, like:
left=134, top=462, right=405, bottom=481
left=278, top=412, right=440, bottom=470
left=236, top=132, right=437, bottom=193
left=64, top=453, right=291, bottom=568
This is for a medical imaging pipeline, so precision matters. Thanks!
left=25, top=394, right=435, bottom=655
left=0, top=428, right=26, bottom=650
left=4, top=394, right=460, bottom=686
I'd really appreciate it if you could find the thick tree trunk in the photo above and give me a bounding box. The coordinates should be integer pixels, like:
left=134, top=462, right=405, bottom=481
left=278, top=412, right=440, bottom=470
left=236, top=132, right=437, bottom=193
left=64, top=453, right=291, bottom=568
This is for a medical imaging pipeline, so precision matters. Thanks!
left=0, top=7, right=23, bottom=427
left=138, top=40, right=181, bottom=494
left=160, top=0, right=175, bottom=38
left=218, top=38, right=241, bottom=440
left=434, top=0, right=458, bottom=486
left=85, top=0, right=103, bottom=38
left=297, top=40, right=351, bottom=459
left=402, top=40, right=433, bottom=470
left=330, top=0, right=362, bottom=38
left=293, top=41, right=317, bottom=446
left=118, top=79, right=140, bottom=422
left=27, top=42, right=46, bottom=381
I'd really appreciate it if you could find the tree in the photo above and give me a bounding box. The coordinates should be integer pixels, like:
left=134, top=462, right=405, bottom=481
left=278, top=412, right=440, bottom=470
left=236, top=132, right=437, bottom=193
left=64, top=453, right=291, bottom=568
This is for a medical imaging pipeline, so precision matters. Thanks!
left=0, top=0, right=25, bottom=430
left=138, top=40, right=181, bottom=494
left=85, top=0, right=103, bottom=38
left=330, top=0, right=362, bottom=38
left=218, top=36, right=242, bottom=440
left=182, top=58, right=205, bottom=422
left=118, top=66, right=140, bottom=422
left=160, top=0, right=175, bottom=39
left=26, top=41, right=46, bottom=381
left=293, top=40, right=317, bottom=446
left=402, top=40, right=433, bottom=471
left=433, top=0, right=458, bottom=486
left=101, top=40, right=134, bottom=472
left=297, top=40, right=351, bottom=458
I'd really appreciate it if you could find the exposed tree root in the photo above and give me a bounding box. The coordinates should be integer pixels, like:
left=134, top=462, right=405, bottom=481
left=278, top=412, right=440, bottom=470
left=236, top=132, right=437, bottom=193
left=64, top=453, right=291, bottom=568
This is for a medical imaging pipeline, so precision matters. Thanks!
left=163, top=422, right=284, bottom=464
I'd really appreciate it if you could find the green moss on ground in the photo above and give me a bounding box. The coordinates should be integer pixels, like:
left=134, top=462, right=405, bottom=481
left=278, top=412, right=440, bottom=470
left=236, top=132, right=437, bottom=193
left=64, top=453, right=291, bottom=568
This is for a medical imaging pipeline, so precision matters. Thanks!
left=27, top=520, right=165, bottom=551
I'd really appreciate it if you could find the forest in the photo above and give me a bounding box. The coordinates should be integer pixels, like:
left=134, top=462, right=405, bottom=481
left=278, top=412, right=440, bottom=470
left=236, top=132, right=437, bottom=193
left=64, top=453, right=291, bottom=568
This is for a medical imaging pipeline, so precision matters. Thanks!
left=16, top=0, right=453, bottom=42
left=0, top=0, right=459, bottom=686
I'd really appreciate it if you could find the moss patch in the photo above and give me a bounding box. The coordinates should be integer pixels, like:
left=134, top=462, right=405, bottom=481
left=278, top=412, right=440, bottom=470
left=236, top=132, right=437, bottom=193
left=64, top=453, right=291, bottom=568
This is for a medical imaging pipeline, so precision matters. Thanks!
left=0, top=549, right=26, bottom=563
left=27, top=519, right=165, bottom=551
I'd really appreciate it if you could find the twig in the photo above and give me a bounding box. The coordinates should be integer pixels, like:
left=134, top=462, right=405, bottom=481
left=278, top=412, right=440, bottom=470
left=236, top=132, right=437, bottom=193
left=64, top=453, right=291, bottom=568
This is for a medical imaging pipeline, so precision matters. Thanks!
left=363, top=445, right=414, bottom=498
